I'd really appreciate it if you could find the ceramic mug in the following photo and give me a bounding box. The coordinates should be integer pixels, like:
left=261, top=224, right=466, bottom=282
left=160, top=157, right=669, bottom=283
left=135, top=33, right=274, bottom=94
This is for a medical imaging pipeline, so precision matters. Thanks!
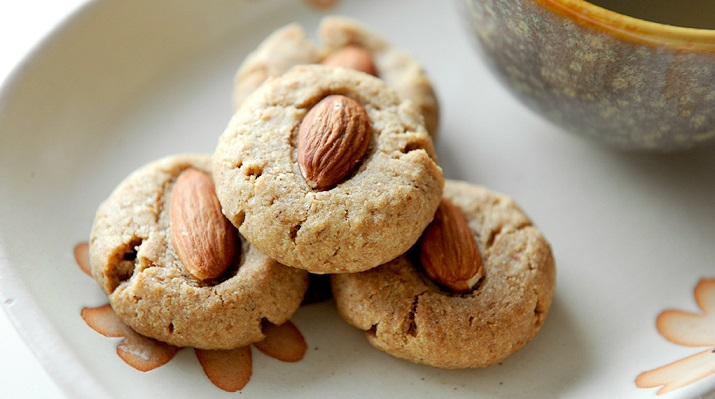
left=462, top=0, right=715, bottom=151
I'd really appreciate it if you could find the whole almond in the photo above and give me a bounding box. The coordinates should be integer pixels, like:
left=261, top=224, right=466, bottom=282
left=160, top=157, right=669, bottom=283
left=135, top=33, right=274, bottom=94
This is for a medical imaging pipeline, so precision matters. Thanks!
left=297, top=94, right=371, bottom=189
left=321, top=45, right=378, bottom=76
left=419, top=198, right=485, bottom=293
left=169, top=168, right=237, bottom=281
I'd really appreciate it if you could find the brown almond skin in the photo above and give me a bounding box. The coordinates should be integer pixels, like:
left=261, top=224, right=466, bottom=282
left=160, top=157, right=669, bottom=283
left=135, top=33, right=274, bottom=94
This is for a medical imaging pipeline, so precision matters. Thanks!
left=321, top=45, right=378, bottom=76
left=169, top=168, right=238, bottom=281
left=419, top=198, right=485, bottom=293
left=297, top=94, right=371, bottom=189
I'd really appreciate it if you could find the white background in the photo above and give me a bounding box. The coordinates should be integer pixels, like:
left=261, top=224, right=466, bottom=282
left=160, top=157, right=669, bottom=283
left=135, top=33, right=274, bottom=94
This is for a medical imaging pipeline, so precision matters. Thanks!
left=0, top=2, right=87, bottom=397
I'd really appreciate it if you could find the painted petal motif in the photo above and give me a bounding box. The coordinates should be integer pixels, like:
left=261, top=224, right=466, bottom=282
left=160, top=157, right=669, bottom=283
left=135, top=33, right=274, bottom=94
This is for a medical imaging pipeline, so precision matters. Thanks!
left=81, top=305, right=180, bottom=372
left=695, top=279, right=715, bottom=313
left=76, top=241, right=307, bottom=392
left=657, top=279, right=715, bottom=347
left=636, top=278, right=715, bottom=395
left=74, top=242, right=92, bottom=277
left=253, top=320, right=307, bottom=362
left=636, top=349, right=715, bottom=395
left=196, top=347, right=252, bottom=392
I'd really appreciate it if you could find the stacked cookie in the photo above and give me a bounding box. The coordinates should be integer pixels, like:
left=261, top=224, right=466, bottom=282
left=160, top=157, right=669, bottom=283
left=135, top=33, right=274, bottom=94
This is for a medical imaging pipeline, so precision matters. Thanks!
left=88, top=16, right=555, bottom=370
left=232, top=16, right=440, bottom=138
left=89, top=155, right=309, bottom=350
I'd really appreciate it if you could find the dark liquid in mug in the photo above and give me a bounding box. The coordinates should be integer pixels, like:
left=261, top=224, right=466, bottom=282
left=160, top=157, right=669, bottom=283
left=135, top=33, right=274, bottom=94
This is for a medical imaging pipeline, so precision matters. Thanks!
left=588, top=0, right=715, bottom=29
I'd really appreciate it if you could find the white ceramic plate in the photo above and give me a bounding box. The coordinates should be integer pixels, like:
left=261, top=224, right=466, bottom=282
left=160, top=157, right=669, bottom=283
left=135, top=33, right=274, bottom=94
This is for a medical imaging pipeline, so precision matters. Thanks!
left=2, top=0, right=715, bottom=397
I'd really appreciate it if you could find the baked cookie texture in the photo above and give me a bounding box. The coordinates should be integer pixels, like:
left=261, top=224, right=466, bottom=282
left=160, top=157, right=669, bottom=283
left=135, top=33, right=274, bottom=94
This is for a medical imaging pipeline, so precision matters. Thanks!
left=213, top=65, right=444, bottom=274
left=233, top=16, right=440, bottom=137
left=89, top=154, right=309, bottom=350
left=331, top=180, right=556, bottom=369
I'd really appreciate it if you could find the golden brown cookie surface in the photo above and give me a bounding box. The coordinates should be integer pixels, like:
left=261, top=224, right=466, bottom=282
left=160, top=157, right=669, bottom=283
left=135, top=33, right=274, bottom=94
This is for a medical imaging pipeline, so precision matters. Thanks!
left=331, top=180, right=556, bottom=368
left=233, top=16, right=440, bottom=137
left=214, top=65, right=444, bottom=274
left=89, top=154, right=309, bottom=350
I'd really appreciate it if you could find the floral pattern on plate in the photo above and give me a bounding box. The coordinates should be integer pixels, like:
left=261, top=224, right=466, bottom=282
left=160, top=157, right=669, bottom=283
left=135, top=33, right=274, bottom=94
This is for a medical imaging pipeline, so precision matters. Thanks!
left=74, top=242, right=307, bottom=392
left=636, top=278, right=715, bottom=395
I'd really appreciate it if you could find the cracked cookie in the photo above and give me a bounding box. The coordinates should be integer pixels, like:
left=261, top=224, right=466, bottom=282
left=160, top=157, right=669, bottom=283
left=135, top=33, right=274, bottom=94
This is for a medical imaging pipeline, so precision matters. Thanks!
left=89, top=154, right=309, bottom=350
left=213, top=64, right=444, bottom=274
left=232, top=16, right=440, bottom=137
left=330, top=180, right=556, bottom=368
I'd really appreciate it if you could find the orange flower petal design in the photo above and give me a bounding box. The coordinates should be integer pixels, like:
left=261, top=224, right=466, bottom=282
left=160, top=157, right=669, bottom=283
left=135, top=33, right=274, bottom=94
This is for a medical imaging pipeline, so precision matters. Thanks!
left=696, top=279, right=715, bottom=313
left=636, top=348, right=715, bottom=395
left=657, top=311, right=715, bottom=347
left=195, top=347, right=252, bottom=392
left=81, top=304, right=125, bottom=337
left=657, top=279, right=715, bottom=347
left=73, top=242, right=91, bottom=277
left=81, top=304, right=180, bottom=372
left=253, top=320, right=307, bottom=362
left=77, top=242, right=307, bottom=390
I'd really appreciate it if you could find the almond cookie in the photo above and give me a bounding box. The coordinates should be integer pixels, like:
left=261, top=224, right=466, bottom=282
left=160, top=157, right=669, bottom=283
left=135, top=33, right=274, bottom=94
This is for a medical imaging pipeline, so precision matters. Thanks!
left=213, top=65, right=444, bottom=274
left=331, top=180, right=556, bottom=368
left=233, top=16, right=440, bottom=137
left=89, top=154, right=309, bottom=350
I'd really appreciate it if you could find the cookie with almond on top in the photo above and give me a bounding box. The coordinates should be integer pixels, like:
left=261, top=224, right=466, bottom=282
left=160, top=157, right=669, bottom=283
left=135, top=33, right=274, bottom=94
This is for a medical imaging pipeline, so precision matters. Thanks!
left=213, top=65, right=444, bottom=274
left=88, top=154, right=309, bottom=350
left=331, top=180, right=556, bottom=369
left=232, top=16, right=440, bottom=138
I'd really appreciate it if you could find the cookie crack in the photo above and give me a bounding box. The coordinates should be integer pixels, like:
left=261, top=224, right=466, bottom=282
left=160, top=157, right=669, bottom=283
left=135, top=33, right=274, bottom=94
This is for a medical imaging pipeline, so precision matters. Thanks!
left=367, top=324, right=378, bottom=338
left=289, top=215, right=308, bottom=244
left=406, top=298, right=419, bottom=338
left=486, top=220, right=533, bottom=249
left=532, top=286, right=546, bottom=328
left=107, top=237, right=142, bottom=294
left=515, top=220, right=534, bottom=232
left=404, top=291, right=428, bottom=339
left=234, top=210, right=246, bottom=229
left=485, top=225, right=502, bottom=249
left=289, top=224, right=302, bottom=243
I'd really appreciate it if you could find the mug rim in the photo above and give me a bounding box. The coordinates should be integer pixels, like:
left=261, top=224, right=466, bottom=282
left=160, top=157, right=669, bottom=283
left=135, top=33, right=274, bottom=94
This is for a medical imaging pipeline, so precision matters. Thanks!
left=539, top=0, right=715, bottom=50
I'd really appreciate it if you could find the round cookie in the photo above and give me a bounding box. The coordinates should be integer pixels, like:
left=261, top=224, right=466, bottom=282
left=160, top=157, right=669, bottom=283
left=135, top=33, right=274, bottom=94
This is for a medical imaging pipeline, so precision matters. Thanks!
left=213, top=65, right=444, bottom=274
left=330, top=180, right=556, bottom=369
left=89, top=154, right=309, bottom=350
left=233, top=16, right=440, bottom=137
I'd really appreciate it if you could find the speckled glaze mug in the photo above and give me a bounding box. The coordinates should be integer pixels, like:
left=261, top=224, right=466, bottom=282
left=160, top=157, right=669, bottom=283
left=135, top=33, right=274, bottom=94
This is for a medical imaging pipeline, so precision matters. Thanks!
left=462, top=0, right=715, bottom=150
